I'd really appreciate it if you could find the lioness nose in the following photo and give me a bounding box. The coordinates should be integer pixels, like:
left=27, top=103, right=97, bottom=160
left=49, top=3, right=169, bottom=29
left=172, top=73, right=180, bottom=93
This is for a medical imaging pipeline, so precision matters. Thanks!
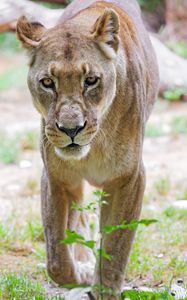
left=56, top=121, right=86, bottom=138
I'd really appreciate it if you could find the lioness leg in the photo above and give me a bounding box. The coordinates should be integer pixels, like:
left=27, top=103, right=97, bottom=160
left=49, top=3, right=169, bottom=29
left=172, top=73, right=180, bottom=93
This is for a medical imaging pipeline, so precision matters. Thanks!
left=94, top=166, right=145, bottom=299
left=41, top=170, right=92, bottom=285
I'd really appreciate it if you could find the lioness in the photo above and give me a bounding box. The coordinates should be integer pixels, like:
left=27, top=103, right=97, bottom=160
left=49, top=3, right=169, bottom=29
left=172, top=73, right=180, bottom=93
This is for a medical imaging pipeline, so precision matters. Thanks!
left=17, top=0, right=159, bottom=298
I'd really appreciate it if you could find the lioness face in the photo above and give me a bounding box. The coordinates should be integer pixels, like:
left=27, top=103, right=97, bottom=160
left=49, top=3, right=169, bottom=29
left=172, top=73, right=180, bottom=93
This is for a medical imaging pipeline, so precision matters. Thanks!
left=17, top=10, right=120, bottom=160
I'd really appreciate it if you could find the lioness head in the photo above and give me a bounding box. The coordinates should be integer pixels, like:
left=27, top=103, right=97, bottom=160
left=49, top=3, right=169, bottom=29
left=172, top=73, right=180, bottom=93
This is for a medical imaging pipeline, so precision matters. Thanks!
left=17, top=9, right=120, bottom=160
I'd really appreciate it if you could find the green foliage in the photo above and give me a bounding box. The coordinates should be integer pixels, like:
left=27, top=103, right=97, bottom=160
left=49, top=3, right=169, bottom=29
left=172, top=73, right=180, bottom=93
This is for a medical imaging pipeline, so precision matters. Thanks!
left=21, top=221, right=44, bottom=242
left=0, top=129, right=39, bottom=165
left=0, top=32, right=20, bottom=54
left=171, top=116, right=187, bottom=135
left=145, top=123, right=165, bottom=137
left=96, top=248, right=113, bottom=261
left=164, top=206, right=187, bottom=218
left=167, top=40, right=187, bottom=59
left=93, top=190, right=109, bottom=206
left=20, top=130, right=39, bottom=150
left=62, top=283, right=90, bottom=289
left=0, top=188, right=186, bottom=299
left=163, top=88, right=187, bottom=102
left=61, top=229, right=96, bottom=249
left=102, top=219, right=158, bottom=234
left=0, top=272, right=65, bottom=300
left=71, top=190, right=108, bottom=213
left=176, top=187, right=187, bottom=200
left=71, top=201, right=97, bottom=213
left=138, top=0, right=162, bottom=11
left=0, top=273, right=45, bottom=300
left=0, top=133, right=19, bottom=164
left=122, top=288, right=174, bottom=300
left=40, top=2, right=65, bottom=9
left=92, top=284, right=117, bottom=297
left=0, top=223, right=17, bottom=248
left=32, top=244, right=46, bottom=260
left=0, top=218, right=44, bottom=250
left=155, top=177, right=171, bottom=196
left=0, top=65, right=28, bottom=91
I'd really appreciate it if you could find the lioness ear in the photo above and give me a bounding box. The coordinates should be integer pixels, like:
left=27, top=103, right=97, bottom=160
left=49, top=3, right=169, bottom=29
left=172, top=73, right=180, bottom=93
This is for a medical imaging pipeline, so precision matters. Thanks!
left=16, top=16, right=46, bottom=49
left=92, top=9, right=119, bottom=59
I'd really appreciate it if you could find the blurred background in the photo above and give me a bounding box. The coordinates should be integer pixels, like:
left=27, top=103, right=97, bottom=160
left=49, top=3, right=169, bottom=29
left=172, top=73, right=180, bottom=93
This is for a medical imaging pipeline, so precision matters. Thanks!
left=0, top=0, right=187, bottom=299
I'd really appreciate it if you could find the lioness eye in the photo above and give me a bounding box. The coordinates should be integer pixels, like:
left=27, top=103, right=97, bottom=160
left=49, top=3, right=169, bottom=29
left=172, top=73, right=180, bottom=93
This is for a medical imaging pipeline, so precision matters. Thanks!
left=40, top=78, right=55, bottom=89
left=84, top=76, right=99, bottom=88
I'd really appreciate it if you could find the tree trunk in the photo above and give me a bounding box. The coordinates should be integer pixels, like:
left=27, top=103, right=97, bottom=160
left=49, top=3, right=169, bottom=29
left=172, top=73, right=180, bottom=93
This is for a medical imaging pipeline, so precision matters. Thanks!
left=150, top=35, right=187, bottom=92
left=0, top=0, right=64, bottom=31
left=162, top=0, right=187, bottom=40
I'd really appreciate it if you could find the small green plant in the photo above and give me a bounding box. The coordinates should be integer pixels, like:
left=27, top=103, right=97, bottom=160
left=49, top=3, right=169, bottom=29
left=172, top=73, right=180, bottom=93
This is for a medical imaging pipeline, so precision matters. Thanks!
left=62, top=190, right=158, bottom=299
left=163, top=87, right=187, bottom=102
left=155, top=177, right=171, bottom=196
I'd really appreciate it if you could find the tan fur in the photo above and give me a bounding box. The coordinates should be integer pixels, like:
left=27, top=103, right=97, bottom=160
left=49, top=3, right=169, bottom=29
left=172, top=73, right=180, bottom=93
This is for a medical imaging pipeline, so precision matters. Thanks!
left=17, top=0, right=159, bottom=299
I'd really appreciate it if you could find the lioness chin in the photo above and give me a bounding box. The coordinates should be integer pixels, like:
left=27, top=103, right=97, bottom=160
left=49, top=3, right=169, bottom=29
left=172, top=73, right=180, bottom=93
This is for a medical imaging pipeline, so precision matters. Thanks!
left=17, top=0, right=159, bottom=299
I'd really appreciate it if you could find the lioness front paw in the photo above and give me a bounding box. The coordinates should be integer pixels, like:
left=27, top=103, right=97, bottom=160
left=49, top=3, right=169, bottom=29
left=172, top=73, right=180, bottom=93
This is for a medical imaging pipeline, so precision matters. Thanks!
left=76, top=261, right=94, bottom=284
left=47, top=261, right=79, bottom=285
left=90, top=290, right=121, bottom=300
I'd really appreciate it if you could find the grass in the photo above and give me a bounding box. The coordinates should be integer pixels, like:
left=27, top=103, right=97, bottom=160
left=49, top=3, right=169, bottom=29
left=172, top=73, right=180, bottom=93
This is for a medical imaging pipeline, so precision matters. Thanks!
left=144, top=115, right=187, bottom=138
left=170, top=116, right=187, bottom=135
left=167, top=40, right=187, bottom=59
left=0, top=273, right=64, bottom=300
left=20, top=177, right=39, bottom=197
left=0, top=200, right=186, bottom=297
left=0, top=65, right=28, bottom=91
left=20, top=130, right=39, bottom=151
left=163, top=88, right=187, bottom=102
left=21, top=221, right=44, bottom=242
left=127, top=206, right=187, bottom=285
left=154, top=177, right=171, bottom=196
left=0, top=217, right=44, bottom=252
left=122, top=288, right=176, bottom=299
left=0, top=129, right=39, bottom=165
left=145, top=122, right=166, bottom=137
left=0, top=132, right=19, bottom=164
left=0, top=273, right=46, bottom=300
left=176, top=187, right=187, bottom=200
left=0, top=32, right=21, bottom=54
left=0, top=33, right=28, bottom=91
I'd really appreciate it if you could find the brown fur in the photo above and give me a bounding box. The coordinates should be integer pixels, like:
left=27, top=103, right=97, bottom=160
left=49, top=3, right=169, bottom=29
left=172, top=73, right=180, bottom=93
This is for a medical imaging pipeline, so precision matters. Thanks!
left=17, top=1, right=159, bottom=299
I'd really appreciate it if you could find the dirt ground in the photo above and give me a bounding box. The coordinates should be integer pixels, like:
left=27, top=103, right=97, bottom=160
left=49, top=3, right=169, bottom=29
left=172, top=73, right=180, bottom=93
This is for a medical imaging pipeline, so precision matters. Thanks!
left=0, top=53, right=187, bottom=298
